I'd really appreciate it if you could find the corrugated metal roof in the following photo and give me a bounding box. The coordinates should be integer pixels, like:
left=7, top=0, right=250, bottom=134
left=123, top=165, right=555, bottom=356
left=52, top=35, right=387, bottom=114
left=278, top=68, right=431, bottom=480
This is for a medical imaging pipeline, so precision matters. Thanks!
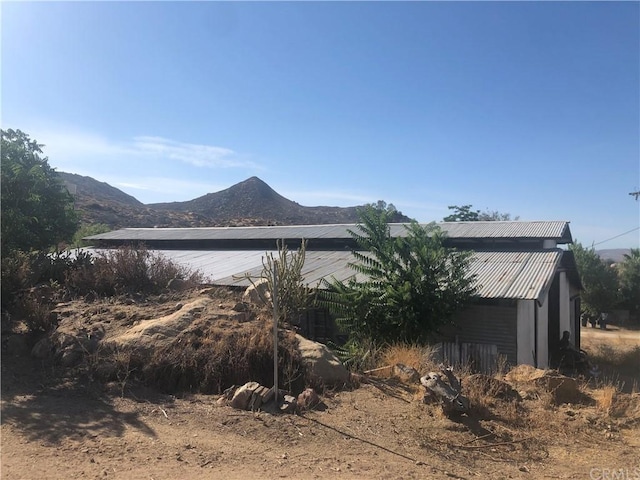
left=438, top=221, right=571, bottom=241
left=82, top=247, right=564, bottom=301
left=467, top=250, right=562, bottom=300
left=86, top=221, right=572, bottom=243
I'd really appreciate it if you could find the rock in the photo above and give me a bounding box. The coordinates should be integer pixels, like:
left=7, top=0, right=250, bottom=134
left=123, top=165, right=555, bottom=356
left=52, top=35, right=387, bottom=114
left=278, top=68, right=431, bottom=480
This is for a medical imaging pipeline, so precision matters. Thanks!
left=393, top=363, right=420, bottom=383
left=32, top=337, right=54, bottom=359
left=232, top=302, right=248, bottom=312
left=296, top=334, right=349, bottom=386
left=231, top=312, right=249, bottom=323
left=230, top=381, right=261, bottom=410
left=109, top=298, right=211, bottom=351
left=297, top=388, right=320, bottom=411
left=504, top=365, right=580, bottom=404
left=280, top=394, right=297, bottom=414
left=249, top=385, right=271, bottom=411
left=59, top=349, right=82, bottom=367
left=167, top=278, right=188, bottom=292
left=242, top=279, right=271, bottom=306
left=199, top=288, right=219, bottom=296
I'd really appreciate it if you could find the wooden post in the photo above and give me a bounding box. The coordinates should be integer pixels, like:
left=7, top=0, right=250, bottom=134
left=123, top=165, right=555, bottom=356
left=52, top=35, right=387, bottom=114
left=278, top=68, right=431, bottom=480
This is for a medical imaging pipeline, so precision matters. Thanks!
left=273, top=261, right=279, bottom=405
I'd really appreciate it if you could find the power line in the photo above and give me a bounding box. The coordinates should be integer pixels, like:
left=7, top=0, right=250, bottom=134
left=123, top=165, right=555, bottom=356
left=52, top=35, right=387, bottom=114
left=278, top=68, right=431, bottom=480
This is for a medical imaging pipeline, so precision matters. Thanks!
left=592, top=226, right=640, bottom=247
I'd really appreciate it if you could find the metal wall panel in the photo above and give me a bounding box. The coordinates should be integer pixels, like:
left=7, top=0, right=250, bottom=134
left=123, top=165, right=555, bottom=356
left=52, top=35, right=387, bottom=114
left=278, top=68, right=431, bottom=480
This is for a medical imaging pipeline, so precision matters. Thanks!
left=449, top=304, right=518, bottom=366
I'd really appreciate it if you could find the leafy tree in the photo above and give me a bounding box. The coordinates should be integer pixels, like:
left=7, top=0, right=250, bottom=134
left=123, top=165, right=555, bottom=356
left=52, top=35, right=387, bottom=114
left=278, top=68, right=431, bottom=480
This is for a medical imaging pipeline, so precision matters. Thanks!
left=1, top=129, right=78, bottom=256
left=477, top=210, right=519, bottom=221
left=322, top=205, right=477, bottom=346
left=570, top=242, right=619, bottom=315
left=443, top=205, right=480, bottom=222
left=444, top=204, right=518, bottom=222
left=617, top=248, right=640, bottom=320
left=365, top=199, right=409, bottom=222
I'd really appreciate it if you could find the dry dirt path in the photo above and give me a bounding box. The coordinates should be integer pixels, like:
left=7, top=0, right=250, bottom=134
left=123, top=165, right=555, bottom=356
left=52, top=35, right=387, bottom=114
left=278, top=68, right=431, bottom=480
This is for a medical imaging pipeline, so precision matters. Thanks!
left=581, top=326, right=640, bottom=342
left=2, top=352, right=640, bottom=480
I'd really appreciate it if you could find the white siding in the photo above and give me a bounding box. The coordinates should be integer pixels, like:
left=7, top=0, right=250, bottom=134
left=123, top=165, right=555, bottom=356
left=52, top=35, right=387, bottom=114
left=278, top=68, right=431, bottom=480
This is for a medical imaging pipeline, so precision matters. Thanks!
left=536, top=293, right=549, bottom=369
left=517, top=300, right=535, bottom=366
left=559, top=271, right=571, bottom=341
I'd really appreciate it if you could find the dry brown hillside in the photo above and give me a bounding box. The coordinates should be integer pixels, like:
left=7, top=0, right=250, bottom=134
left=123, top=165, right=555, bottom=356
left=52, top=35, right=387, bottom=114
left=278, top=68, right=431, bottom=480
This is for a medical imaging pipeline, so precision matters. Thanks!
left=59, top=173, right=412, bottom=229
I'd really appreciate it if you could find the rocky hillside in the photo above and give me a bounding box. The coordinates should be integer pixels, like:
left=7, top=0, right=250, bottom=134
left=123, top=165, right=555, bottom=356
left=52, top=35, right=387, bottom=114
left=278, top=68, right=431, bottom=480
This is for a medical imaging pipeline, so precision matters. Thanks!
left=59, top=173, right=411, bottom=228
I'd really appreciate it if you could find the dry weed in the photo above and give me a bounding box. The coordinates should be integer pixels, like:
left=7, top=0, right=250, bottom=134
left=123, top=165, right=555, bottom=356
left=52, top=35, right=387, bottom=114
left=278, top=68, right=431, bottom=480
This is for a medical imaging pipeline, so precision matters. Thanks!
left=140, top=316, right=306, bottom=395
left=380, top=343, right=440, bottom=374
left=595, top=385, right=617, bottom=416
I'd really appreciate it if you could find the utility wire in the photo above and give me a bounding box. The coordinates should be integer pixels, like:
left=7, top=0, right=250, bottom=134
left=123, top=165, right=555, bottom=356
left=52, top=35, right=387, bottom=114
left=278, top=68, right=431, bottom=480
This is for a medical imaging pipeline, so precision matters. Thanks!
left=592, top=226, right=640, bottom=247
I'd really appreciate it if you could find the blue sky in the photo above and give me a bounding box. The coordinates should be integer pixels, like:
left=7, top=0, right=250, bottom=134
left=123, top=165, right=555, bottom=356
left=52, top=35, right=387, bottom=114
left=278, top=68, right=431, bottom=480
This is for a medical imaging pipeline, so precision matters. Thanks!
left=2, top=1, right=639, bottom=249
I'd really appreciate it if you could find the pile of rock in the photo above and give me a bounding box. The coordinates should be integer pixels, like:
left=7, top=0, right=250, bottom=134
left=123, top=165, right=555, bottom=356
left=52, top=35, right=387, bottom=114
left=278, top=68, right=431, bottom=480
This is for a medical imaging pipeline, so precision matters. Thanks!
left=219, top=382, right=321, bottom=415
left=504, top=364, right=582, bottom=404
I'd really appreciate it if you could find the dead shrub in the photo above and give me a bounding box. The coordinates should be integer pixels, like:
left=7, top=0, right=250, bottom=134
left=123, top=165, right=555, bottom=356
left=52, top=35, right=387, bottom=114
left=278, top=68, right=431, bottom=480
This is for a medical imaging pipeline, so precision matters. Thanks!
left=65, top=246, right=204, bottom=297
left=16, top=290, right=57, bottom=333
left=463, top=373, right=523, bottom=424
left=380, top=343, right=440, bottom=374
left=140, top=318, right=307, bottom=395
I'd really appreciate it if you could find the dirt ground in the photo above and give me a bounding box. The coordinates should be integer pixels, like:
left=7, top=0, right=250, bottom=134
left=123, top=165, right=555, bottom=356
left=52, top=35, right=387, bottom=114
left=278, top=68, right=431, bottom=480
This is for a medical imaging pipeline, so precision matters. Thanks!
left=2, top=293, right=640, bottom=479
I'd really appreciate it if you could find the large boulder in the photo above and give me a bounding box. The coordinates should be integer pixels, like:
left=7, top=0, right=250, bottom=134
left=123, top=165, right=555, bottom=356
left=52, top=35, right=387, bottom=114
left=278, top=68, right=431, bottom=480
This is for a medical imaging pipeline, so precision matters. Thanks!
left=295, top=334, right=349, bottom=386
left=242, top=279, right=271, bottom=306
left=230, top=381, right=262, bottom=410
left=109, top=298, right=211, bottom=351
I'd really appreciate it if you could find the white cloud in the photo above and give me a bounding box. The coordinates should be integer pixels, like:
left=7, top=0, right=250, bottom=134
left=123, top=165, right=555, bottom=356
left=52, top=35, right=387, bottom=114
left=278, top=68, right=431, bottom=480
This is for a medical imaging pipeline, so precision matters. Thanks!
left=132, top=136, right=259, bottom=169
left=23, top=125, right=260, bottom=170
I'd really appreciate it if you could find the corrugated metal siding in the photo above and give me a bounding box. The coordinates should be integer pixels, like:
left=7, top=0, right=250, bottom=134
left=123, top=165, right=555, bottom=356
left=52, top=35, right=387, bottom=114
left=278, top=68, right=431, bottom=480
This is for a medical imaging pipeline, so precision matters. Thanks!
left=86, top=221, right=572, bottom=243
left=449, top=305, right=518, bottom=365
left=439, top=342, right=499, bottom=374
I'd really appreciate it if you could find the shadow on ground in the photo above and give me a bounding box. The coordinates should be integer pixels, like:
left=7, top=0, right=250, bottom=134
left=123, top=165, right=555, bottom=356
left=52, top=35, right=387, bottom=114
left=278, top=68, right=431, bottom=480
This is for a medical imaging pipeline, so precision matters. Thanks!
left=1, top=349, right=158, bottom=445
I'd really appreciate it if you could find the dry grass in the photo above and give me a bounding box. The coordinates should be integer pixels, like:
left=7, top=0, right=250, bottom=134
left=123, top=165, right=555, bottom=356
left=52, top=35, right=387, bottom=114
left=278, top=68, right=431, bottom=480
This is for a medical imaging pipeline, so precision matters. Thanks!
left=581, top=328, right=640, bottom=393
left=139, top=315, right=306, bottom=395
left=595, top=385, right=617, bottom=415
left=380, top=343, right=440, bottom=374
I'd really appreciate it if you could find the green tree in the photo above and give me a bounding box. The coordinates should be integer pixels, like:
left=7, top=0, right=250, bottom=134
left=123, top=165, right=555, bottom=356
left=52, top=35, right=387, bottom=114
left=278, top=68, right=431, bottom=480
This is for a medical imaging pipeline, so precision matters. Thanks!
left=443, top=204, right=480, bottom=222
left=444, top=204, right=518, bottom=222
left=617, top=248, right=640, bottom=320
left=1, top=129, right=78, bottom=256
left=570, top=242, right=619, bottom=315
left=477, top=210, right=519, bottom=221
left=322, top=205, right=477, bottom=345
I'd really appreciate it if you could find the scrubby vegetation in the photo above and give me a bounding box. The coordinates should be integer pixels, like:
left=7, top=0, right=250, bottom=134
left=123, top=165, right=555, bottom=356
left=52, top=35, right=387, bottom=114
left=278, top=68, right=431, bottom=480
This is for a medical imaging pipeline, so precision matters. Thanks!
left=2, top=245, right=204, bottom=333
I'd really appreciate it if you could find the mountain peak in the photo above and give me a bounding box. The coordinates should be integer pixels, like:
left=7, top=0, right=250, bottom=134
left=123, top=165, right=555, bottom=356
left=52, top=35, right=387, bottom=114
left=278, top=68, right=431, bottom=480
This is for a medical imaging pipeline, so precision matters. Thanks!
left=60, top=173, right=413, bottom=228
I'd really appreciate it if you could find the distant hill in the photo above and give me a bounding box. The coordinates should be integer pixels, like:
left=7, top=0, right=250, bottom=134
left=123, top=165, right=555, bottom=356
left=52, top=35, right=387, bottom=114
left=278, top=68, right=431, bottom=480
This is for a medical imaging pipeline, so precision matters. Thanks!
left=597, top=248, right=633, bottom=263
left=59, top=173, right=412, bottom=228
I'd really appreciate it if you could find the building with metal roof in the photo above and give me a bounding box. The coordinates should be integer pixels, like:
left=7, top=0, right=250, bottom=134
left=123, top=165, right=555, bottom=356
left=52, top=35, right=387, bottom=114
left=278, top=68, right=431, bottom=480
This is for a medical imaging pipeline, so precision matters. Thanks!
left=83, top=220, right=582, bottom=370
